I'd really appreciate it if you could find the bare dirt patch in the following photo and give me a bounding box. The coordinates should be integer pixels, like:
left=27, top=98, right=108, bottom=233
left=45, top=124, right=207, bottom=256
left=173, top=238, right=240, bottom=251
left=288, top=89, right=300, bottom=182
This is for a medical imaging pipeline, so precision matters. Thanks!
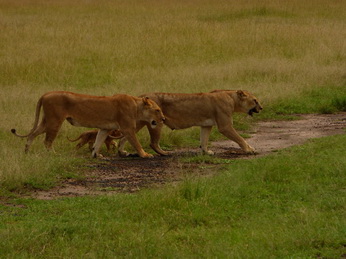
left=33, top=113, right=346, bottom=200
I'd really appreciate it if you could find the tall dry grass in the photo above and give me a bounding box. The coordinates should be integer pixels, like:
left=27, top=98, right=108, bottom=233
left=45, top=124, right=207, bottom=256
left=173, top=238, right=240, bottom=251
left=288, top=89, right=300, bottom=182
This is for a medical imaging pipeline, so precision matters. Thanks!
left=1, top=0, right=345, bottom=94
left=0, top=0, right=345, bottom=192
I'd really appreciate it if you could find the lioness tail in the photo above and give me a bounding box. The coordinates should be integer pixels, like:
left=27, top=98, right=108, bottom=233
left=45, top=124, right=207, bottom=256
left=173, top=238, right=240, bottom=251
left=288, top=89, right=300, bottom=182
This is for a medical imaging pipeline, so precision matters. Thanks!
left=11, top=97, right=43, bottom=138
left=10, top=128, right=27, bottom=138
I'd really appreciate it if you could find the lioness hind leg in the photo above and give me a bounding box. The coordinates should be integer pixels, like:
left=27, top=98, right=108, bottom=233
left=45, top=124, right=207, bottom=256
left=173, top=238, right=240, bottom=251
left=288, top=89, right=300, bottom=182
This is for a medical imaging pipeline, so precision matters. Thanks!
left=91, top=130, right=109, bottom=158
left=44, top=130, right=59, bottom=152
left=25, top=122, right=46, bottom=153
left=200, top=126, right=214, bottom=155
left=43, top=121, right=64, bottom=152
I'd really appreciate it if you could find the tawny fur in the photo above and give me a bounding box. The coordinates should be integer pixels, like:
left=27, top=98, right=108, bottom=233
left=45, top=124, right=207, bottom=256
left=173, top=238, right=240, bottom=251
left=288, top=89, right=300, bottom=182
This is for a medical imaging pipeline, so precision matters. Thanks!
left=67, top=129, right=123, bottom=152
left=11, top=91, right=165, bottom=158
left=118, top=89, right=262, bottom=156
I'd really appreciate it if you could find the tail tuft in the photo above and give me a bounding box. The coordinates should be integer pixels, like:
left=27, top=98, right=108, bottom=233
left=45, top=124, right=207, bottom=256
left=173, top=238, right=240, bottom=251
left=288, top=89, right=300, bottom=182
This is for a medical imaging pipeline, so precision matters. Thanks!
left=11, top=129, right=16, bottom=134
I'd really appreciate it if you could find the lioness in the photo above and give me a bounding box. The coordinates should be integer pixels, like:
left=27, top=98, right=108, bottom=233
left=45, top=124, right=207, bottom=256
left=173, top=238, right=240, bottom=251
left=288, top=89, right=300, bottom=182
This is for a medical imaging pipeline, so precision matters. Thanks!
left=67, top=129, right=123, bottom=152
left=118, top=90, right=262, bottom=156
left=11, top=91, right=165, bottom=158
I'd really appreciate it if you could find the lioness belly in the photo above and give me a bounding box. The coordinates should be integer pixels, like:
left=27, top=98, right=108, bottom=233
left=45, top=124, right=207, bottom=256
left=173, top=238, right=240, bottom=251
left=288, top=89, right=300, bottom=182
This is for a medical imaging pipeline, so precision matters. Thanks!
left=66, top=117, right=120, bottom=130
left=165, top=118, right=215, bottom=130
left=200, top=119, right=215, bottom=127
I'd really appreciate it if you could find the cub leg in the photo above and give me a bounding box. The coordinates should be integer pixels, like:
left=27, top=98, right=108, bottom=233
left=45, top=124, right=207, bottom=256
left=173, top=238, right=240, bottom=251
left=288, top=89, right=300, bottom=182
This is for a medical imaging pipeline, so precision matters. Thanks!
left=216, top=120, right=255, bottom=154
left=200, top=126, right=214, bottom=155
left=105, top=139, right=116, bottom=152
left=110, top=140, right=117, bottom=151
left=91, top=129, right=109, bottom=158
left=105, top=141, right=111, bottom=152
left=87, top=141, right=93, bottom=151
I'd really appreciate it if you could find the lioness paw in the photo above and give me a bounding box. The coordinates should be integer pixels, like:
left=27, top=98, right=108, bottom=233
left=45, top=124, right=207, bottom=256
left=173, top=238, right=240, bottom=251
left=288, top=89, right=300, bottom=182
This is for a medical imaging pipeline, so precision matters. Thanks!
left=142, top=153, right=154, bottom=158
left=244, top=145, right=256, bottom=154
left=202, top=150, right=215, bottom=156
left=118, top=150, right=130, bottom=157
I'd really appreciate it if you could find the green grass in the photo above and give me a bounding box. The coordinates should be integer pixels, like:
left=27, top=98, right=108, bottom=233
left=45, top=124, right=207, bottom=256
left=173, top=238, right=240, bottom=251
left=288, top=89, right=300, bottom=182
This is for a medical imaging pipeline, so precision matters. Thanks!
left=1, top=135, right=345, bottom=258
left=259, top=85, right=346, bottom=119
left=0, top=0, right=345, bottom=195
left=0, top=1, right=346, bottom=255
left=0, top=0, right=346, bottom=191
left=0, top=148, right=87, bottom=197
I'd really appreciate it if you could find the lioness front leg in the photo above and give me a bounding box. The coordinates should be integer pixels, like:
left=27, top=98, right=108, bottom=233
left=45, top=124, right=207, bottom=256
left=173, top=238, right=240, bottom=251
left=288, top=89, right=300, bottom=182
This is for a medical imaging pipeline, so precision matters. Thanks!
left=117, top=137, right=129, bottom=157
left=217, top=122, right=255, bottom=154
left=147, top=122, right=169, bottom=156
left=123, top=130, right=153, bottom=158
left=91, top=129, right=109, bottom=158
left=200, top=126, right=214, bottom=155
left=117, top=122, right=146, bottom=157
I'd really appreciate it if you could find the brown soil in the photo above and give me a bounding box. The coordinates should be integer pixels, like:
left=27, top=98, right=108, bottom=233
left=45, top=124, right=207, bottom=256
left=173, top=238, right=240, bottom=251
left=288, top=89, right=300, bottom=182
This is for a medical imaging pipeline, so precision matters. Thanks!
left=33, top=113, right=346, bottom=200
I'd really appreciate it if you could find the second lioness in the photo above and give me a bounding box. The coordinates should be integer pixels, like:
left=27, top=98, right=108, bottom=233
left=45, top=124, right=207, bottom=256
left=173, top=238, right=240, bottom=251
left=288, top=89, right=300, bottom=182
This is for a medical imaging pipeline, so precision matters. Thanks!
left=11, top=91, right=165, bottom=158
left=118, top=90, right=262, bottom=156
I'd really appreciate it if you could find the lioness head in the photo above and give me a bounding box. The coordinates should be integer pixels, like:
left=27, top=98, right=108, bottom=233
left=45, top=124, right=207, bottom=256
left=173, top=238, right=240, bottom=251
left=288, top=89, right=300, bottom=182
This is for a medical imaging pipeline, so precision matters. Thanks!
left=237, top=90, right=263, bottom=116
left=141, top=97, right=165, bottom=128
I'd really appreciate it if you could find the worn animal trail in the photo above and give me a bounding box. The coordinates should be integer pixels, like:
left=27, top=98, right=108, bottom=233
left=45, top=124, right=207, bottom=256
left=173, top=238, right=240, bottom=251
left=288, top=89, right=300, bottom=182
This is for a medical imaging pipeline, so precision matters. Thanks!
left=214, top=113, right=346, bottom=156
left=34, top=113, right=346, bottom=200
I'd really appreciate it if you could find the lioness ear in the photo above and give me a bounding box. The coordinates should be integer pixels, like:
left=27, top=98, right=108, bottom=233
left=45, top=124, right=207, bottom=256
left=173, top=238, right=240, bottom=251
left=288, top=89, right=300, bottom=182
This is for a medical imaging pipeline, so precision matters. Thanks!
left=142, top=96, right=150, bottom=106
left=237, top=90, right=246, bottom=98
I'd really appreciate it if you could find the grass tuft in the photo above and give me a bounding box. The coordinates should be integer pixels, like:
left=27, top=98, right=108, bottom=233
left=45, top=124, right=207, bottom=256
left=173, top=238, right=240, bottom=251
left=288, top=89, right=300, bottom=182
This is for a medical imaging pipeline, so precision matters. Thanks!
left=331, top=96, right=346, bottom=112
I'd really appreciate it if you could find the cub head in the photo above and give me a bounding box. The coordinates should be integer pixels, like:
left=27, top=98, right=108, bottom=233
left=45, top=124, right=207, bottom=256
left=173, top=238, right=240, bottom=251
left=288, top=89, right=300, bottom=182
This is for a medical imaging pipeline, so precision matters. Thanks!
left=236, top=90, right=263, bottom=116
left=141, top=97, right=165, bottom=128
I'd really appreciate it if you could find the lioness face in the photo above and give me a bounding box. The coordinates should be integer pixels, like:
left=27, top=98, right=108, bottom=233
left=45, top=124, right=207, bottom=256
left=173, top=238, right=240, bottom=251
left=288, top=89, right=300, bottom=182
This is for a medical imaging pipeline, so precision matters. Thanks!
left=142, top=97, right=165, bottom=128
left=237, top=90, right=263, bottom=116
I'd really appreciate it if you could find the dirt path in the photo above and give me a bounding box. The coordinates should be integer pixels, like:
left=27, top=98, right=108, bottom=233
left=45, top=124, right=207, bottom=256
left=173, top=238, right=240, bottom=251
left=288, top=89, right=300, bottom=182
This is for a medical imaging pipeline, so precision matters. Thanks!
left=34, top=113, right=346, bottom=200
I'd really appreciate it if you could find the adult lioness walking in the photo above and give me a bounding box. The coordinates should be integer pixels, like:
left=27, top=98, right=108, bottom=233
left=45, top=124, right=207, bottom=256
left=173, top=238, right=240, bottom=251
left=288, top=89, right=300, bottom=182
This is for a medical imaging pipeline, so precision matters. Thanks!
left=11, top=91, right=165, bottom=158
left=118, top=90, right=262, bottom=156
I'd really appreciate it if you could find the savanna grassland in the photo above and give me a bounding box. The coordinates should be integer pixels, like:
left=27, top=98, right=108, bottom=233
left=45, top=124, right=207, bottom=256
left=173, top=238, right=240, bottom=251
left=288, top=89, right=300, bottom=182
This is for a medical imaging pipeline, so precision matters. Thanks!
left=0, top=0, right=345, bottom=257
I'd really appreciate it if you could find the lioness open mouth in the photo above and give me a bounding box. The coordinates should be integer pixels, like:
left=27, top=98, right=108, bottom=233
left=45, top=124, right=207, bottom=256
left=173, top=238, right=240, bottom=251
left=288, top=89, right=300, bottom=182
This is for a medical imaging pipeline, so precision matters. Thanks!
left=248, top=107, right=259, bottom=116
left=151, top=120, right=157, bottom=126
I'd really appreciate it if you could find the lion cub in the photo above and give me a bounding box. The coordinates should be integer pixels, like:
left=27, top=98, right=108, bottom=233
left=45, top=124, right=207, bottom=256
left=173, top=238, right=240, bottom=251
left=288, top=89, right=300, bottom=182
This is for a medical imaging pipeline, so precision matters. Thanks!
left=68, top=129, right=123, bottom=152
